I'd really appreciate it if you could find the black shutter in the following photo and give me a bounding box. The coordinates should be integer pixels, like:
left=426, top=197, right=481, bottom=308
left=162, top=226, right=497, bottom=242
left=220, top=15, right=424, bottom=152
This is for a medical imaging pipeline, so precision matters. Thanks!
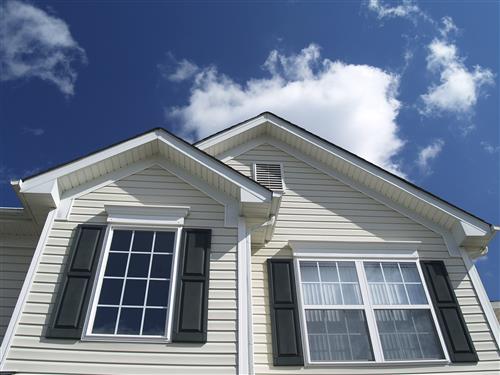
left=46, top=225, right=106, bottom=339
left=421, top=260, right=478, bottom=362
left=172, top=228, right=211, bottom=343
left=267, top=259, right=304, bottom=366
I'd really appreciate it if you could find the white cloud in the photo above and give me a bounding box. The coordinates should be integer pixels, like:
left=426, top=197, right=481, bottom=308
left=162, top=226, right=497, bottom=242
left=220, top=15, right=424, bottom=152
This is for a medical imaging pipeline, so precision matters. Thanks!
left=417, top=139, right=444, bottom=174
left=166, top=59, right=200, bottom=82
left=367, top=0, right=428, bottom=23
left=420, top=37, right=494, bottom=117
left=0, top=0, right=86, bottom=95
left=22, top=127, right=45, bottom=136
left=439, top=16, right=458, bottom=38
left=480, top=141, right=499, bottom=154
left=416, top=17, right=495, bottom=119
left=167, top=44, right=406, bottom=175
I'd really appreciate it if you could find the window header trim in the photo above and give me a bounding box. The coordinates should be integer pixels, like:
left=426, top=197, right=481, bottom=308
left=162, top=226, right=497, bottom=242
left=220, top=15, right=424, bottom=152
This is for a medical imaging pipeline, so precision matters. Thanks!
left=104, top=204, right=190, bottom=226
left=289, top=240, right=421, bottom=259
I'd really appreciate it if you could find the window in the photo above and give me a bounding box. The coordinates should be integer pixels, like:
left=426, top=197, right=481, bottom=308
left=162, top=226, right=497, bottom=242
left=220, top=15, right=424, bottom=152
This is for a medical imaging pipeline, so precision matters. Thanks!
left=85, top=228, right=179, bottom=340
left=253, top=163, right=284, bottom=191
left=296, top=259, right=446, bottom=364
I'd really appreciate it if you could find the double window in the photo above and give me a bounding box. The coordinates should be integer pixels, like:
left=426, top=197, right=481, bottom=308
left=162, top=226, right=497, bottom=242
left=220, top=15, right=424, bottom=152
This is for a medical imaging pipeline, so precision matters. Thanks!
left=84, top=227, right=180, bottom=340
left=296, top=259, right=446, bottom=364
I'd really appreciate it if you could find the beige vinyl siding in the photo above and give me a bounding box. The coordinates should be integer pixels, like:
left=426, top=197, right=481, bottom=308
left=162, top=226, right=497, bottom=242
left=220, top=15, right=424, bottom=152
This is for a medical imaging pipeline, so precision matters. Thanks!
left=0, top=235, right=37, bottom=345
left=3, top=165, right=238, bottom=375
left=226, top=143, right=500, bottom=375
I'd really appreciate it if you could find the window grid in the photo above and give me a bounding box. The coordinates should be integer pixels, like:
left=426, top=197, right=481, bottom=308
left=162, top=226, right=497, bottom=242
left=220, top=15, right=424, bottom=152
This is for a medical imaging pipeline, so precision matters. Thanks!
left=297, top=259, right=447, bottom=364
left=92, top=229, right=175, bottom=337
left=301, top=261, right=363, bottom=307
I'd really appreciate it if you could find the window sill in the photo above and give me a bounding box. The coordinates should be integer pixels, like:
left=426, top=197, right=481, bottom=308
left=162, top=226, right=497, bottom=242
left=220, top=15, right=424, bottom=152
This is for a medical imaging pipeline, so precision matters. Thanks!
left=305, top=359, right=449, bottom=368
left=81, top=334, right=171, bottom=344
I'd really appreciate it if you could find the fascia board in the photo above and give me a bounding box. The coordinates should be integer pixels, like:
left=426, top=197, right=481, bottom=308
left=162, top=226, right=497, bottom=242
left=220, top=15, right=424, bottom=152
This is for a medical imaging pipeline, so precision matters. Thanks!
left=19, top=132, right=158, bottom=192
left=19, top=129, right=271, bottom=207
left=267, top=117, right=492, bottom=234
left=155, top=130, right=271, bottom=202
left=195, top=115, right=268, bottom=150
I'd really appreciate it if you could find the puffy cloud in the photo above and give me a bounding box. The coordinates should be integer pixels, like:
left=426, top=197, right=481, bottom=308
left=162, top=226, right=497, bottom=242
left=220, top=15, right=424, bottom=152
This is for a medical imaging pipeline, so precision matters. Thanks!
left=416, top=139, right=444, bottom=174
left=163, top=59, right=200, bottom=82
left=420, top=37, right=494, bottom=117
left=367, top=0, right=428, bottom=22
left=167, top=44, right=406, bottom=175
left=480, top=141, right=499, bottom=154
left=0, top=0, right=86, bottom=95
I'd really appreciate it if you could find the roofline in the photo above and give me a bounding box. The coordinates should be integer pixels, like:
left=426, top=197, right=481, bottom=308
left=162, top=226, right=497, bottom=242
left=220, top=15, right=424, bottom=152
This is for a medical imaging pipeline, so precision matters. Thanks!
left=18, top=127, right=272, bottom=197
left=195, top=111, right=492, bottom=228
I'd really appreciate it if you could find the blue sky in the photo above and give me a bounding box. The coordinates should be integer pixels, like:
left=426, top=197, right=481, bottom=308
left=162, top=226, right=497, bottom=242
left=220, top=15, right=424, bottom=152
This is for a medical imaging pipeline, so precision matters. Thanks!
left=0, top=1, right=499, bottom=298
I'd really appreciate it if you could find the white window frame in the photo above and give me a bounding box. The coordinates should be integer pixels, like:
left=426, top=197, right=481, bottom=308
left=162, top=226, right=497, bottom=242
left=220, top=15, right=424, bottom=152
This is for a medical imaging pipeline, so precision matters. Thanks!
left=252, top=162, right=286, bottom=191
left=82, top=224, right=183, bottom=343
left=293, top=257, right=450, bottom=366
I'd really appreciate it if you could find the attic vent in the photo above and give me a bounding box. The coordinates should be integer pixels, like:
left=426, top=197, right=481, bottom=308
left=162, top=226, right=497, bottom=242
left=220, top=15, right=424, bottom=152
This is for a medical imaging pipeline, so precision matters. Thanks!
left=254, top=163, right=284, bottom=191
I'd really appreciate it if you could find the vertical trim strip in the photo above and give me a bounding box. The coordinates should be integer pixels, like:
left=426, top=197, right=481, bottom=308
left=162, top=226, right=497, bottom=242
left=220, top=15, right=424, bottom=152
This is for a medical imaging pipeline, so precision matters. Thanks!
left=238, top=217, right=254, bottom=374
left=0, top=208, right=57, bottom=369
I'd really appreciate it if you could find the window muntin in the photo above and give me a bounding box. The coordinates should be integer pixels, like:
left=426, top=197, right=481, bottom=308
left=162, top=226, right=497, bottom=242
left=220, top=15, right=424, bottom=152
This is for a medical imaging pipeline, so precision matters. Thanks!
left=365, top=262, right=427, bottom=305
left=297, top=259, right=446, bottom=364
left=305, top=309, right=373, bottom=362
left=90, top=229, right=176, bottom=338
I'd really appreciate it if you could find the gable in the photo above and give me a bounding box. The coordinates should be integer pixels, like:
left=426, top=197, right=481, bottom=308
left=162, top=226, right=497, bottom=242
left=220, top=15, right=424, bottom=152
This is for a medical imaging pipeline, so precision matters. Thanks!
left=72, top=165, right=226, bottom=226
left=225, top=143, right=446, bottom=246
left=197, top=113, right=495, bottom=252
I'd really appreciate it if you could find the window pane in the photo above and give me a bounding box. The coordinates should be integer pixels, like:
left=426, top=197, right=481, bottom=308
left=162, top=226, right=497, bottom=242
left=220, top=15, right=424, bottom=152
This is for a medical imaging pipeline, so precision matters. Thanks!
left=117, top=308, right=143, bottom=335
left=127, top=254, right=151, bottom=277
left=400, top=263, right=420, bottom=282
left=142, top=308, right=167, bottom=335
left=369, top=284, right=389, bottom=305
left=387, top=283, right=409, bottom=304
left=303, top=283, right=323, bottom=305
left=154, top=232, right=175, bottom=253
left=382, top=263, right=402, bottom=282
left=147, top=280, right=170, bottom=307
left=406, top=284, right=427, bottom=304
left=150, top=254, right=172, bottom=279
left=319, top=263, right=338, bottom=282
left=300, top=262, right=319, bottom=282
left=321, top=284, right=342, bottom=305
left=375, top=309, right=443, bottom=360
left=132, top=231, right=153, bottom=252
left=122, top=279, right=147, bottom=306
left=92, top=307, right=118, bottom=334
left=365, top=263, right=384, bottom=282
left=110, top=230, right=132, bottom=251
left=98, top=279, right=123, bottom=305
left=341, top=284, right=362, bottom=305
left=105, top=253, right=128, bottom=277
left=305, top=309, right=373, bottom=362
left=338, top=262, right=357, bottom=282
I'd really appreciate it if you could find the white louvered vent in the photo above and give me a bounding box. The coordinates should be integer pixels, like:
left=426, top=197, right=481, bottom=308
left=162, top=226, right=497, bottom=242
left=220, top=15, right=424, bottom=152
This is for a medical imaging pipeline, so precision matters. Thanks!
left=254, top=163, right=284, bottom=191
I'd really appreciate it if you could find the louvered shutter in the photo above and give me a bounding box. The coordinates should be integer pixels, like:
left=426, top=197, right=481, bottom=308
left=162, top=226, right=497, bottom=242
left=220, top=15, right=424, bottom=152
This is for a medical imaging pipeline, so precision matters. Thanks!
left=421, top=260, right=478, bottom=362
left=267, top=258, right=304, bottom=366
left=172, top=229, right=211, bottom=342
left=46, top=225, right=106, bottom=339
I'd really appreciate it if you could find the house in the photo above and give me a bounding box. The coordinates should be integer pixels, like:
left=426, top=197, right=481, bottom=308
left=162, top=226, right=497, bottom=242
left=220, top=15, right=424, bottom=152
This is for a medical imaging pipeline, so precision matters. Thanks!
left=0, top=112, right=499, bottom=374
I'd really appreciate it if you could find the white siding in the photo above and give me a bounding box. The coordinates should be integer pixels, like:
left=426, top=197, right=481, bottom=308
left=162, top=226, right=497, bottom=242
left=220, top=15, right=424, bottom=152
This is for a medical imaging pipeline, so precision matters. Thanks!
left=226, top=143, right=500, bottom=375
left=0, top=236, right=37, bottom=345
left=3, top=165, right=238, bottom=374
